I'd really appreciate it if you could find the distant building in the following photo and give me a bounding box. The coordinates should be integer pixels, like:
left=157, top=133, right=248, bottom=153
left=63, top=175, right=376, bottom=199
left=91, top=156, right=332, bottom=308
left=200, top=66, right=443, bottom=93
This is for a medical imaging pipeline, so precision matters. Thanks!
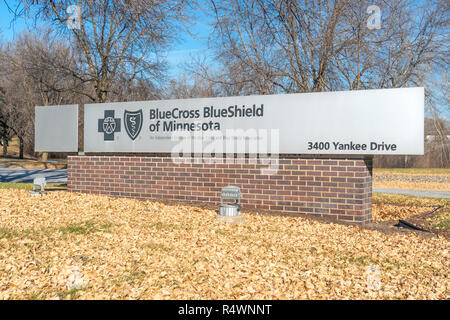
left=425, top=131, right=450, bottom=141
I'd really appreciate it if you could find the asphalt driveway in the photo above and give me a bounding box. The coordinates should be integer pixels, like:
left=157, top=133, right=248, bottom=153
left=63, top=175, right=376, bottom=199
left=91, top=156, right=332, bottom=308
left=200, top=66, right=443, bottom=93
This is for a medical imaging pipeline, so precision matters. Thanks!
left=0, top=168, right=67, bottom=183
left=373, top=187, right=450, bottom=199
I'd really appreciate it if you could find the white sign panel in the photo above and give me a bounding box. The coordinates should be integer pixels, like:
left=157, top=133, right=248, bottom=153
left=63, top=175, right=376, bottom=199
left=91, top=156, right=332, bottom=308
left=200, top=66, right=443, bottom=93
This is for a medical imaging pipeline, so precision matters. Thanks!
left=35, top=105, right=78, bottom=152
left=84, top=87, right=424, bottom=155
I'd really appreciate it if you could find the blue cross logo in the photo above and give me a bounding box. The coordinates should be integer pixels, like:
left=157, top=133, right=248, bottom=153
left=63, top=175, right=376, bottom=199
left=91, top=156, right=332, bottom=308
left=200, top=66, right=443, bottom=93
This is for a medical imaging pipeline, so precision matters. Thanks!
left=98, top=110, right=121, bottom=141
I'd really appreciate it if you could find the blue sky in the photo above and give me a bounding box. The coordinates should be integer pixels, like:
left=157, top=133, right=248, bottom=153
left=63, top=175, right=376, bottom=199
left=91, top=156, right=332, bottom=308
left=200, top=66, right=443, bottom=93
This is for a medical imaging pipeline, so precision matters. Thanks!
left=0, top=1, right=448, bottom=120
left=0, top=1, right=26, bottom=41
left=0, top=1, right=211, bottom=78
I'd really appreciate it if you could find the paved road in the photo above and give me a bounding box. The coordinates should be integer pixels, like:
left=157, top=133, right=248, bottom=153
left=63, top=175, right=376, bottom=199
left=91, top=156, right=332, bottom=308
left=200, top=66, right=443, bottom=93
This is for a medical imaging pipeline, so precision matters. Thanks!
left=0, top=168, right=67, bottom=183
left=373, top=188, right=450, bottom=199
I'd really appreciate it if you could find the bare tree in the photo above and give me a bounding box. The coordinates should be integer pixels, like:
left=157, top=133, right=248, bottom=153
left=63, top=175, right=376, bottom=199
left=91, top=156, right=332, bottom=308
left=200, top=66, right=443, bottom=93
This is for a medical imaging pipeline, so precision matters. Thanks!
left=205, top=0, right=448, bottom=94
left=0, top=88, right=12, bottom=156
left=0, top=55, right=36, bottom=159
left=108, top=70, right=161, bottom=102
left=16, top=0, right=192, bottom=102
left=0, top=31, right=84, bottom=158
left=425, top=72, right=450, bottom=167
left=374, top=115, right=449, bottom=168
left=166, top=71, right=221, bottom=99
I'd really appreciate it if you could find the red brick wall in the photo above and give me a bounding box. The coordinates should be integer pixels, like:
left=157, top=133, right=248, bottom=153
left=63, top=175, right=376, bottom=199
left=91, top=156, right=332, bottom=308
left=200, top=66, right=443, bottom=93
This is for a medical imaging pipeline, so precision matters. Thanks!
left=67, top=155, right=373, bottom=224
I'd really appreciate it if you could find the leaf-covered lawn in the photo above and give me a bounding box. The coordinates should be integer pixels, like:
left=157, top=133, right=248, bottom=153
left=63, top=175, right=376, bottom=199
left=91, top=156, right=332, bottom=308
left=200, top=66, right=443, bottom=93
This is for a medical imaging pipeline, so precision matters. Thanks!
left=373, top=170, right=450, bottom=191
left=373, top=168, right=450, bottom=175
left=0, top=189, right=448, bottom=300
left=372, top=193, right=449, bottom=222
left=0, top=183, right=67, bottom=191
left=373, top=180, right=450, bottom=191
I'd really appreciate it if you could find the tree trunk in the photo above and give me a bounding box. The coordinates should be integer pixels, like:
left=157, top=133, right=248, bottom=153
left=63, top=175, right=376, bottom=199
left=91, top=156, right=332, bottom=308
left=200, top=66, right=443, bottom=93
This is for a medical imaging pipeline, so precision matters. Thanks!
left=2, top=138, right=7, bottom=156
left=18, top=136, right=24, bottom=159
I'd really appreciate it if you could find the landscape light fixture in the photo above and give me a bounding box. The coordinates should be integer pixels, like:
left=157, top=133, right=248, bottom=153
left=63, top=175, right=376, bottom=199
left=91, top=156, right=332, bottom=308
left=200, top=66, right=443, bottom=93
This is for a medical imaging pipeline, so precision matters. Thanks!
left=216, top=185, right=244, bottom=223
left=30, top=176, right=47, bottom=196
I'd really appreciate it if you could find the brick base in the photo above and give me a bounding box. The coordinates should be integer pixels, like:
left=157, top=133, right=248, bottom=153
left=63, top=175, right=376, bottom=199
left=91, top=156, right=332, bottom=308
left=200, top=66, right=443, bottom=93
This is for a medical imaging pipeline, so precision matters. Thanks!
left=67, top=155, right=373, bottom=224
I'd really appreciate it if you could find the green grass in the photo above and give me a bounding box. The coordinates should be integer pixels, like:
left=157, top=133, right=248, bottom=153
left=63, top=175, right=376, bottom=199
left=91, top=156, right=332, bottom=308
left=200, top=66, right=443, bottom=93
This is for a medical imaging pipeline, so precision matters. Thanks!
left=432, top=211, right=450, bottom=230
left=117, top=261, right=148, bottom=286
left=0, top=182, right=67, bottom=190
left=0, top=221, right=113, bottom=242
left=435, top=219, right=450, bottom=230
left=59, top=221, right=97, bottom=235
left=143, top=242, right=172, bottom=252
left=63, top=288, right=84, bottom=300
left=373, top=168, right=450, bottom=175
left=59, top=221, right=113, bottom=235
left=149, top=221, right=191, bottom=231
left=0, top=227, right=20, bottom=239
left=122, top=269, right=147, bottom=285
left=345, top=255, right=379, bottom=267
left=27, top=291, right=48, bottom=300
